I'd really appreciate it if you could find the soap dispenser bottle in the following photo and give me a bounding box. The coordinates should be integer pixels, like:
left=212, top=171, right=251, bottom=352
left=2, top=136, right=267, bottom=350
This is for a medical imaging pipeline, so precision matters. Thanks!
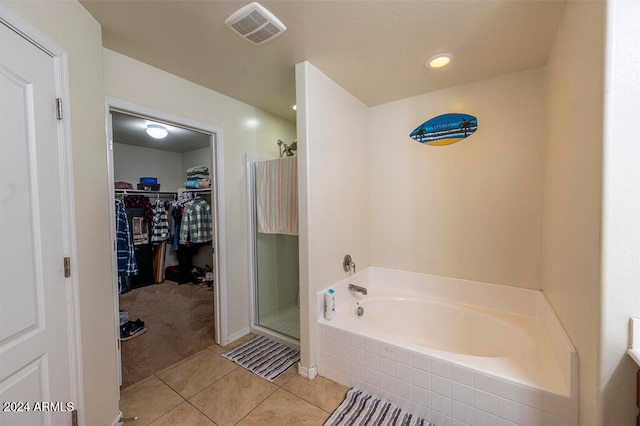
left=324, top=289, right=335, bottom=320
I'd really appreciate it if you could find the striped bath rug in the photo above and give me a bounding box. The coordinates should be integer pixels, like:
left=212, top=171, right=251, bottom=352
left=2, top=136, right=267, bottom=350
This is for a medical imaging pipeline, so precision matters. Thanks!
left=324, top=388, right=434, bottom=426
left=221, top=335, right=300, bottom=382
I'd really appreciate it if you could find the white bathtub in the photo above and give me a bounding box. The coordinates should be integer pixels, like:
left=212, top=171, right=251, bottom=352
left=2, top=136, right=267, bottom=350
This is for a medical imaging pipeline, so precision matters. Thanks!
left=316, top=267, right=578, bottom=426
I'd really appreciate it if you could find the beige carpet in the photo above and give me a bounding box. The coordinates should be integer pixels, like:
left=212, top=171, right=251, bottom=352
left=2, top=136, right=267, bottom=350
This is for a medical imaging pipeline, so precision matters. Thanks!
left=119, top=280, right=215, bottom=388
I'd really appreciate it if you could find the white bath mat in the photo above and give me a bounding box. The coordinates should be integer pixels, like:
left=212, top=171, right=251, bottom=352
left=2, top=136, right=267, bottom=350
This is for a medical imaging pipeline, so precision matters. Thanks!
left=221, top=335, right=299, bottom=382
left=324, top=388, right=434, bottom=426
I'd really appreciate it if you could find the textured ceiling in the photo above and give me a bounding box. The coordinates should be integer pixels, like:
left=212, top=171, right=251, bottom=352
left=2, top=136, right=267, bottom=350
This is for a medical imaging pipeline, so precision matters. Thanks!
left=82, top=0, right=568, bottom=123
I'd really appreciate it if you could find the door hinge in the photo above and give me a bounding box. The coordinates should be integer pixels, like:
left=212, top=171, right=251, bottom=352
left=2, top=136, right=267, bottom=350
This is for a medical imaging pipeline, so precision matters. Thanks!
left=71, top=409, right=78, bottom=426
left=64, top=257, right=71, bottom=278
left=56, top=98, right=63, bottom=120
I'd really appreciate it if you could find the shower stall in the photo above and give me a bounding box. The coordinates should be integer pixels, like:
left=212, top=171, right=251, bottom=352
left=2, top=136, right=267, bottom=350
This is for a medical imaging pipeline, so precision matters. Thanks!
left=247, top=154, right=300, bottom=342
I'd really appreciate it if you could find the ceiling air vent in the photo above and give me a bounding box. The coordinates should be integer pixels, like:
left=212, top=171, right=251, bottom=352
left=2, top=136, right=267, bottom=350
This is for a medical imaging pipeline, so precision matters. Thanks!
left=225, top=2, right=286, bottom=45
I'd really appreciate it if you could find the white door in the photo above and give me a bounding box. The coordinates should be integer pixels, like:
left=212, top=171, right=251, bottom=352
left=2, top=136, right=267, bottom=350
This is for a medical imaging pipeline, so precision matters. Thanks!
left=0, top=21, right=75, bottom=425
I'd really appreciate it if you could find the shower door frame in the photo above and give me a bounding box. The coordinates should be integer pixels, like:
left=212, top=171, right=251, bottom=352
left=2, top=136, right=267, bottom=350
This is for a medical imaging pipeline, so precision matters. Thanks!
left=245, top=154, right=300, bottom=348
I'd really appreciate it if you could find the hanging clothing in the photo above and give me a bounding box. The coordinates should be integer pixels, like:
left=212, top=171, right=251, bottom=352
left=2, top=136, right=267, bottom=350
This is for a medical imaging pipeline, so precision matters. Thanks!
left=124, top=194, right=153, bottom=223
left=255, top=156, right=298, bottom=235
left=179, top=197, right=212, bottom=245
left=171, top=201, right=184, bottom=251
left=177, top=245, right=198, bottom=284
left=115, top=199, right=138, bottom=276
left=150, top=200, right=170, bottom=243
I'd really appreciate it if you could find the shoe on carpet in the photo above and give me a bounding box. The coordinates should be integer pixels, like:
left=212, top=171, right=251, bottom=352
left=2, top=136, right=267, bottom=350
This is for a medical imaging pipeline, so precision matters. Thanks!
left=120, top=319, right=146, bottom=341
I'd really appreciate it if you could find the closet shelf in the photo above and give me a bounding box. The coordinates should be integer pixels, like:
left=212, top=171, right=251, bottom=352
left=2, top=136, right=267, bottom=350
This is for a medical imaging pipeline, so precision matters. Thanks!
left=114, top=188, right=212, bottom=196
left=115, top=189, right=178, bottom=195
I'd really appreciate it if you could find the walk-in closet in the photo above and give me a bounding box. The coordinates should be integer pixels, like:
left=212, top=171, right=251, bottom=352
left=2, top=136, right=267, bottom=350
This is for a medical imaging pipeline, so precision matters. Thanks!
left=109, top=110, right=219, bottom=387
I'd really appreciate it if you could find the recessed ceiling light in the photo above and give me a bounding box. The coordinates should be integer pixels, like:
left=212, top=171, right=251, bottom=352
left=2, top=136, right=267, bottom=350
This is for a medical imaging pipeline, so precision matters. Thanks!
left=427, top=53, right=454, bottom=69
left=146, top=124, right=168, bottom=139
left=292, top=104, right=297, bottom=111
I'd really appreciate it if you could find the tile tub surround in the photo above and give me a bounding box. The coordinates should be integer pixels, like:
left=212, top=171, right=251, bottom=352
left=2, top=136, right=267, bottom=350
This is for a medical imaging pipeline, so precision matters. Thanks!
left=316, top=267, right=579, bottom=426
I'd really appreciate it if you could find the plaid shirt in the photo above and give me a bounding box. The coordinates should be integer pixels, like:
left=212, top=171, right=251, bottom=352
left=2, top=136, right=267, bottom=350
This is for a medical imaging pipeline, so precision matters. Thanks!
left=151, top=201, right=170, bottom=243
left=115, top=199, right=138, bottom=276
left=179, top=198, right=212, bottom=244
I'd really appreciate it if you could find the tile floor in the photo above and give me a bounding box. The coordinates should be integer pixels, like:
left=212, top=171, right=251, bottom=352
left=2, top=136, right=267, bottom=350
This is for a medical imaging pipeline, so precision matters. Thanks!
left=120, top=335, right=349, bottom=425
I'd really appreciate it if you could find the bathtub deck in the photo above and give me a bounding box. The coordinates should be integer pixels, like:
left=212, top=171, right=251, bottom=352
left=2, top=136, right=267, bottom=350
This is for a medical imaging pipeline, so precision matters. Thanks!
left=316, top=266, right=579, bottom=426
left=325, top=293, right=569, bottom=397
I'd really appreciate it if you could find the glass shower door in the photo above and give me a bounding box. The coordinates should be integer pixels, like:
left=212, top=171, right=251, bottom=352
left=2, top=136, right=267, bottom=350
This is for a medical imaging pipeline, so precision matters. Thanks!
left=251, top=157, right=300, bottom=340
left=255, top=233, right=299, bottom=339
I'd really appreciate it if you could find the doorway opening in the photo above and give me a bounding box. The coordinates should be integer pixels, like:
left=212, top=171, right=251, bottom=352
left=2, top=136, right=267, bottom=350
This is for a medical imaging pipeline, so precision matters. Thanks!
left=105, top=98, right=227, bottom=388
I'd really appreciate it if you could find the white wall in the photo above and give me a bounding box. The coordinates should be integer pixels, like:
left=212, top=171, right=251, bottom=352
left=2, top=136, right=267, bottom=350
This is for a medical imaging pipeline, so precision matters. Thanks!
left=601, top=0, right=640, bottom=424
left=3, top=2, right=119, bottom=424
left=113, top=143, right=183, bottom=190
left=103, top=48, right=296, bottom=340
left=181, top=147, right=213, bottom=180
left=542, top=1, right=605, bottom=424
left=369, top=68, right=544, bottom=289
left=296, top=61, right=370, bottom=369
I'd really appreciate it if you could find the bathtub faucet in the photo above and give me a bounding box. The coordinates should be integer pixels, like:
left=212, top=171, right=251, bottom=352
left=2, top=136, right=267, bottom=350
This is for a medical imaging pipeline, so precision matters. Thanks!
left=348, top=284, right=368, bottom=295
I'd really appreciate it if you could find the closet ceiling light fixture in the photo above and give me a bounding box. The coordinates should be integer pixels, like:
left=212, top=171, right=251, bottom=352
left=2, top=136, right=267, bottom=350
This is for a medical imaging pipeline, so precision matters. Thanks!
left=146, top=124, right=168, bottom=139
left=427, top=53, right=454, bottom=69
